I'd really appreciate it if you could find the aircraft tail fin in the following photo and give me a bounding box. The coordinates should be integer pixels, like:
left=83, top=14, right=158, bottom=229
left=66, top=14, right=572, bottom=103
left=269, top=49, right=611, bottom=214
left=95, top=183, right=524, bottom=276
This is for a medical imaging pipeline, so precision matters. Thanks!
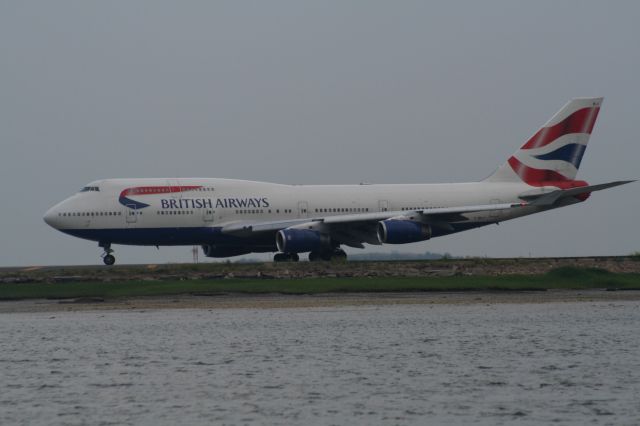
left=485, top=97, right=603, bottom=186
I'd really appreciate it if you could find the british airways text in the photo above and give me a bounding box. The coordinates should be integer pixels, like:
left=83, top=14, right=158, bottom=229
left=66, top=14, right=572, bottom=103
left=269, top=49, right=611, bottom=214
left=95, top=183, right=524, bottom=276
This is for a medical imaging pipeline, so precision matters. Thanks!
left=160, top=198, right=269, bottom=209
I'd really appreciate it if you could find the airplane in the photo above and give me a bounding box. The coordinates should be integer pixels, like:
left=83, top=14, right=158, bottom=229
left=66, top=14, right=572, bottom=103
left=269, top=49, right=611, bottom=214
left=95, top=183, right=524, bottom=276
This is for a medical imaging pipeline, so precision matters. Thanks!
left=44, top=98, right=632, bottom=265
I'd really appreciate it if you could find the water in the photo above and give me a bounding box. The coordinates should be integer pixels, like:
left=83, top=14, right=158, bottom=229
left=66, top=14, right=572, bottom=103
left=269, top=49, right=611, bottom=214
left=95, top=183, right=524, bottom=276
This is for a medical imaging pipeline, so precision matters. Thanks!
left=1, top=301, right=640, bottom=425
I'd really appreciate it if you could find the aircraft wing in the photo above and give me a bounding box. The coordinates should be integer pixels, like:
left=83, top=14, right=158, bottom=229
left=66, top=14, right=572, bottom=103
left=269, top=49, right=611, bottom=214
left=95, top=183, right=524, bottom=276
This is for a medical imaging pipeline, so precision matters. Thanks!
left=220, top=179, right=635, bottom=248
left=220, top=202, right=528, bottom=247
left=219, top=177, right=633, bottom=248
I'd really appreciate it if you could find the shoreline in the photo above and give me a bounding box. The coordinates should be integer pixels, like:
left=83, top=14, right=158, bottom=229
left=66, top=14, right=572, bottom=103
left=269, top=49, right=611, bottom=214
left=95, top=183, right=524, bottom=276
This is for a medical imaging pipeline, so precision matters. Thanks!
left=3, top=256, right=640, bottom=284
left=2, top=289, right=640, bottom=314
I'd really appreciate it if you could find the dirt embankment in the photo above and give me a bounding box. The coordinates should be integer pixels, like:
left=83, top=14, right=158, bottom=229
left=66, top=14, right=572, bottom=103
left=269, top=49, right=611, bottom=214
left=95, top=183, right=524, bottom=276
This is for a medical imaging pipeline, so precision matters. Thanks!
left=2, top=257, right=639, bottom=284
left=4, top=290, right=640, bottom=314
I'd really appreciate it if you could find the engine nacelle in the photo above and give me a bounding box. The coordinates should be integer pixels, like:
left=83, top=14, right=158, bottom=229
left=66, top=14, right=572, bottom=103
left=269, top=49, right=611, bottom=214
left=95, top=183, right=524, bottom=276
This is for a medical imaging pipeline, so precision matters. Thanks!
left=377, top=220, right=432, bottom=244
left=201, top=245, right=251, bottom=258
left=276, top=229, right=331, bottom=253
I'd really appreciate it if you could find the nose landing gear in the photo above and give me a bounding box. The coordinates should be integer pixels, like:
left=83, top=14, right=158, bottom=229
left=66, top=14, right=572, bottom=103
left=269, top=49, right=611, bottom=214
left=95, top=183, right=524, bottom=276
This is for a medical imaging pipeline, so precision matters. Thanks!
left=99, top=242, right=115, bottom=266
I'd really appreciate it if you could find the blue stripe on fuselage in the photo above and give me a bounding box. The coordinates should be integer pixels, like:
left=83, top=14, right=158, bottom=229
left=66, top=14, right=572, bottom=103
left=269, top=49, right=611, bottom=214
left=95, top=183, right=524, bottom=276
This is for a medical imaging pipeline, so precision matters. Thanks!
left=60, top=227, right=276, bottom=248
left=60, top=222, right=493, bottom=249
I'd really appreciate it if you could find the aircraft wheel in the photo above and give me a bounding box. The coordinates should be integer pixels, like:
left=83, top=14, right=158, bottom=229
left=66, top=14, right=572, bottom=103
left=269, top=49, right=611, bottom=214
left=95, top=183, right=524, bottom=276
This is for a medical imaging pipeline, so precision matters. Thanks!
left=275, top=253, right=300, bottom=262
left=103, top=254, right=116, bottom=266
left=333, top=249, right=347, bottom=261
left=308, top=251, right=320, bottom=262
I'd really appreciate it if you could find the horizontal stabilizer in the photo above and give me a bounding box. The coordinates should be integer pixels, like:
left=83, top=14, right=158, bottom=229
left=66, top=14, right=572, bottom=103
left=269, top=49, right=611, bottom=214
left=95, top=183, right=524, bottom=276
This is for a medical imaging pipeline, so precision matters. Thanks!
left=528, top=180, right=634, bottom=206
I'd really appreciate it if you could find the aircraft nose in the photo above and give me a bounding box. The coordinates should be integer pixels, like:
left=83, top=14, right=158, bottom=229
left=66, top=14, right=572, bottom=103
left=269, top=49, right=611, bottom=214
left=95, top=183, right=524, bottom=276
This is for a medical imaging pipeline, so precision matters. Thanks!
left=43, top=206, right=60, bottom=228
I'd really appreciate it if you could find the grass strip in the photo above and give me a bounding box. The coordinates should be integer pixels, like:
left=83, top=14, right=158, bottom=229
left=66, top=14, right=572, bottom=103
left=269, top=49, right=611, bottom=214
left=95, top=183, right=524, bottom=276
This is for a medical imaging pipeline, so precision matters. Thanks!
left=1, top=267, right=639, bottom=301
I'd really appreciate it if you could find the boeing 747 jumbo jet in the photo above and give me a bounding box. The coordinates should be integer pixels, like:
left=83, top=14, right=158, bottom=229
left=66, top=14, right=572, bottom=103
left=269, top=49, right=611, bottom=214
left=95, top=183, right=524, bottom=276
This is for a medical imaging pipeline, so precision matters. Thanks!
left=44, top=98, right=632, bottom=265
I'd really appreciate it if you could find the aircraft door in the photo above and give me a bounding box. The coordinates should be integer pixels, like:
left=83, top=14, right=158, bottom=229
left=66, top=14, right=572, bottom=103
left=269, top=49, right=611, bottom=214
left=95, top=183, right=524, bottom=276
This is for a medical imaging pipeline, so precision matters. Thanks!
left=203, top=208, right=214, bottom=223
left=378, top=200, right=389, bottom=212
left=125, top=205, right=138, bottom=226
left=297, top=201, right=309, bottom=218
left=167, top=179, right=182, bottom=198
left=490, top=199, right=502, bottom=220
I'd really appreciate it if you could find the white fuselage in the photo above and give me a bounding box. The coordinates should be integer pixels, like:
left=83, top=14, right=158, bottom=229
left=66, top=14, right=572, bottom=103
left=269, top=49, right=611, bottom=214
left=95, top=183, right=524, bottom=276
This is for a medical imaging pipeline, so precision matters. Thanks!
left=43, top=177, right=562, bottom=259
left=44, top=178, right=541, bottom=234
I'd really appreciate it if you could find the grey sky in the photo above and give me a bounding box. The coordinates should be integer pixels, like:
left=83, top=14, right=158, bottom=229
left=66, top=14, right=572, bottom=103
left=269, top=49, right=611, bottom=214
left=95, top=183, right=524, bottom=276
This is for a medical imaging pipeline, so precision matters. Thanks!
left=1, top=1, right=638, bottom=266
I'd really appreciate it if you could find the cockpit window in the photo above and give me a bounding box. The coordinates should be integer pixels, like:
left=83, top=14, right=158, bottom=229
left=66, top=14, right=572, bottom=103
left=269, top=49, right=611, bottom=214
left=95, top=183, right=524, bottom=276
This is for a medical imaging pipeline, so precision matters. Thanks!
left=80, top=186, right=100, bottom=192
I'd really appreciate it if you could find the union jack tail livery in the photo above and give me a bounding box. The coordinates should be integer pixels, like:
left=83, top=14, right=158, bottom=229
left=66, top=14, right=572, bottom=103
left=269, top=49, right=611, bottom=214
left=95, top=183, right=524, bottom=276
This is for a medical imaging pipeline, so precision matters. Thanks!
left=486, top=97, right=602, bottom=187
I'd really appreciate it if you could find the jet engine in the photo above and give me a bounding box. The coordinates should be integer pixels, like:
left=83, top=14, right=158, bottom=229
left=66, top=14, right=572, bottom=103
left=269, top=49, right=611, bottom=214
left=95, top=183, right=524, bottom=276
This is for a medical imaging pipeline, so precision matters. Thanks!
left=377, top=220, right=432, bottom=244
left=276, top=229, right=331, bottom=253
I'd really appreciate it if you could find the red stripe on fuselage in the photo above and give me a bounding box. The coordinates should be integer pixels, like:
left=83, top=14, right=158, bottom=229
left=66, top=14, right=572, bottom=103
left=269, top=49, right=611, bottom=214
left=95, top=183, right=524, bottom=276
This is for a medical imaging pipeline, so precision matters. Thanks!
left=119, top=185, right=202, bottom=198
left=520, top=106, right=600, bottom=150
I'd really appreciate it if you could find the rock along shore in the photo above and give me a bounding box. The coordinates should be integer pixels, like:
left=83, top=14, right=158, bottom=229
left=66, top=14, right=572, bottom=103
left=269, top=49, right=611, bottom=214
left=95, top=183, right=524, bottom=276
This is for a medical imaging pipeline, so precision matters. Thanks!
left=2, top=256, right=639, bottom=284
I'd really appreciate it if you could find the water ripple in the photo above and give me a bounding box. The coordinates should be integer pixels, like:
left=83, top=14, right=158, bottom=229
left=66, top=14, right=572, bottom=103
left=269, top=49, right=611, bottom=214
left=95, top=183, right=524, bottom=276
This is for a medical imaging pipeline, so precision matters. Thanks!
left=1, top=301, right=639, bottom=425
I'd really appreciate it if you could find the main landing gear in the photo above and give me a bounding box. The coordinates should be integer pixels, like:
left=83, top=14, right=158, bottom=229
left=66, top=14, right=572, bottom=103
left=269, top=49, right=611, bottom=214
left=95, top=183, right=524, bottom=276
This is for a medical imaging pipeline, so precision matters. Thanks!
left=273, top=253, right=300, bottom=262
left=273, top=249, right=348, bottom=262
left=99, top=242, right=115, bottom=266
left=308, top=248, right=347, bottom=262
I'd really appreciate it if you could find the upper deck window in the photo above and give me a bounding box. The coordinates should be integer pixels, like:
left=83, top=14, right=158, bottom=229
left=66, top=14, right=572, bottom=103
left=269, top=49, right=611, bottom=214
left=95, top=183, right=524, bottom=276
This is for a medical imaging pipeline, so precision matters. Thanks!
left=80, top=186, right=100, bottom=192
